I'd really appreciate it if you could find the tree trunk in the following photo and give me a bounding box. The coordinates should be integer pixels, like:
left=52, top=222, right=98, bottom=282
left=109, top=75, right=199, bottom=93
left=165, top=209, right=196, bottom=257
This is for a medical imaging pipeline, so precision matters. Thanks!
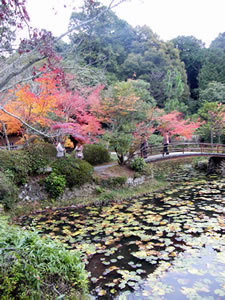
left=1, top=121, right=10, bottom=150
left=210, top=124, right=213, bottom=145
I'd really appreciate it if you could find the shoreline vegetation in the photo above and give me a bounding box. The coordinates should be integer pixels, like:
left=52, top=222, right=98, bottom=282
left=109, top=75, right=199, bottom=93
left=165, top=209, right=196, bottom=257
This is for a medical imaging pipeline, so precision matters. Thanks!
left=9, top=157, right=200, bottom=219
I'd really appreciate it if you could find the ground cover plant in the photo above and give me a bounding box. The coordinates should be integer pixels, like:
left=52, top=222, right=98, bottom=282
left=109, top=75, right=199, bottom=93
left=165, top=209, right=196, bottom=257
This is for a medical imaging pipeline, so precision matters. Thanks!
left=0, top=216, right=88, bottom=299
left=20, top=168, right=225, bottom=299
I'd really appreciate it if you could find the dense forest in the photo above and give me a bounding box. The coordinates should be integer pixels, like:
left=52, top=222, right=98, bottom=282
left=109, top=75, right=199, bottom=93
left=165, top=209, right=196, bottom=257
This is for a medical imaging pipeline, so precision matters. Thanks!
left=59, top=1, right=225, bottom=113
left=0, top=0, right=225, bottom=150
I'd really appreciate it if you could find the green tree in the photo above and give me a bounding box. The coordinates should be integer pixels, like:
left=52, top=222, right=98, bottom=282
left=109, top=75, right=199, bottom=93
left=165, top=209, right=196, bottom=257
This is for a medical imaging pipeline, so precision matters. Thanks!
left=68, top=0, right=135, bottom=80
left=198, top=48, right=225, bottom=90
left=100, top=80, right=156, bottom=164
left=121, top=26, right=189, bottom=108
left=210, top=32, right=225, bottom=52
left=163, top=68, right=188, bottom=114
left=200, top=81, right=225, bottom=104
left=198, top=101, right=225, bottom=144
left=171, top=36, right=204, bottom=99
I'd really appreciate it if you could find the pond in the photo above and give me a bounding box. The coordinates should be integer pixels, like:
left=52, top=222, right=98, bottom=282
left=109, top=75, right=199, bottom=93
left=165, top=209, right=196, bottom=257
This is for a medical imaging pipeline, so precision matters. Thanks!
left=21, top=166, right=225, bottom=299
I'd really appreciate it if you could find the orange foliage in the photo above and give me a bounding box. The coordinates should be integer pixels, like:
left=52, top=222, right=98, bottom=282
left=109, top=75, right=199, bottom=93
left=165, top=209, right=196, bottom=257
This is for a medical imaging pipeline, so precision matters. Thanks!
left=0, top=107, right=21, bottom=135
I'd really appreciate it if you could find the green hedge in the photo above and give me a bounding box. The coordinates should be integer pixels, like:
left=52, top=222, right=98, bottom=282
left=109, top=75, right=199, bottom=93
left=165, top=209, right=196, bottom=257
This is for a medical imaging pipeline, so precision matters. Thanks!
left=0, top=171, right=18, bottom=209
left=52, top=157, right=93, bottom=188
left=0, top=150, right=31, bottom=185
left=0, top=217, right=88, bottom=299
left=26, top=142, right=57, bottom=174
left=83, top=144, right=110, bottom=165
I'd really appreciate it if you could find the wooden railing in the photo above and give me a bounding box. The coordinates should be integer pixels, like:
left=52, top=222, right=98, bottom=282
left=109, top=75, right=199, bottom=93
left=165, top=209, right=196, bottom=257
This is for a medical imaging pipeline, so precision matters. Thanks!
left=136, top=142, right=225, bottom=158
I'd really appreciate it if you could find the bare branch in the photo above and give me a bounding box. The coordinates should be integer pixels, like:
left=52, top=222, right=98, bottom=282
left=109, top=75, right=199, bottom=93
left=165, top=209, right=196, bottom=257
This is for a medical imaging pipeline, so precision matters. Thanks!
left=0, top=72, right=43, bottom=94
left=0, top=55, right=45, bottom=91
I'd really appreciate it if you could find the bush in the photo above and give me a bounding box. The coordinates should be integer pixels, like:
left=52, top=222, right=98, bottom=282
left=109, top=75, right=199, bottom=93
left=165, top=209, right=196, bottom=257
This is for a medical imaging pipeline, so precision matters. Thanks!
left=130, top=156, right=147, bottom=172
left=45, top=172, right=66, bottom=198
left=26, top=142, right=57, bottom=174
left=0, top=171, right=18, bottom=209
left=83, top=144, right=110, bottom=165
left=52, top=157, right=93, bottom=188
left=0, top=150, right=31, bottom=185
left=0, top=217, right=88, bottom=299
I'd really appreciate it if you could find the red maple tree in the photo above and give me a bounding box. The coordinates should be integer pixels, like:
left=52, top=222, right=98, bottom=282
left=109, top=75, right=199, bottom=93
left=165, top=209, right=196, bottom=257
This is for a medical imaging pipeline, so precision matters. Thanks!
left=157, top=111, right=202, bottom=140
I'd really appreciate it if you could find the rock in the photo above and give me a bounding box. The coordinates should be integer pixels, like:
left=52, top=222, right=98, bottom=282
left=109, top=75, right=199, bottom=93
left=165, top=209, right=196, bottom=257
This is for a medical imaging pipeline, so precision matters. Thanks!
left=38, top=167, right=52, bottom=173
left=208, top=157, right=225, bottom=175
left=195, top=161, right=208, bottom=171
left=126, top=176, right=146, bottom=187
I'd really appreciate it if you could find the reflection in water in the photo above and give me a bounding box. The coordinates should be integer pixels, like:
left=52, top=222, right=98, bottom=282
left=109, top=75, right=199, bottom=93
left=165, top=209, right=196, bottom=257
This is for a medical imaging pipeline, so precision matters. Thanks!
left=21, top=168, right=225, bottom=299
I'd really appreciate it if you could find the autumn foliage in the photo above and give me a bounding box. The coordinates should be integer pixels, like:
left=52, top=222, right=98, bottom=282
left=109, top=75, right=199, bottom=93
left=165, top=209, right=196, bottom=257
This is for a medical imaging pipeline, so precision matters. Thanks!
left=157, top=111, right=202, bottom=139
left=0, top=70, right=104, bottom=143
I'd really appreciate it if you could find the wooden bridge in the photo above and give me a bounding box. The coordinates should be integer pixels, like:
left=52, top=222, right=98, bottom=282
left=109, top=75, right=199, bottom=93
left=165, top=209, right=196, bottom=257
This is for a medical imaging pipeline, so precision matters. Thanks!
left=137, top=142, right=225, bottom=163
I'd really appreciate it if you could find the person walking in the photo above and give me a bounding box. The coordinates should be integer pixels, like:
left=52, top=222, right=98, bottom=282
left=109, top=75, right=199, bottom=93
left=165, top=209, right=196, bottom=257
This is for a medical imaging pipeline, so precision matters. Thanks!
left=56, top=141, right=65, bottom=158
left=163, top=131, right=170, bottom=156
left=75, top=143, right=83, bottom=159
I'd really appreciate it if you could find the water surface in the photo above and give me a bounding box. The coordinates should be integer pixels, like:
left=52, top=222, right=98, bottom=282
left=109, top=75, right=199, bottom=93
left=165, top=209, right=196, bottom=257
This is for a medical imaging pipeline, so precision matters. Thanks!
left=21, top=168, right=225, bottom=299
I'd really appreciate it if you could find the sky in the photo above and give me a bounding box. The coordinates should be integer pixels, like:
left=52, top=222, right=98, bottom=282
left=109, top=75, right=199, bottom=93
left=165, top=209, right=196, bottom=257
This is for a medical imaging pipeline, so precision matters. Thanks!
left=26, top=0, right=225, bottom=47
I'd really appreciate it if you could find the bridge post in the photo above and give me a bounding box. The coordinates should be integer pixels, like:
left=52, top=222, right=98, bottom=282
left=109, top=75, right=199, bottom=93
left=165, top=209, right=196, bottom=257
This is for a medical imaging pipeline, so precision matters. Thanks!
left=150, top=145, right=152, bottom=155
left=200, top=144, right=203, bottom=153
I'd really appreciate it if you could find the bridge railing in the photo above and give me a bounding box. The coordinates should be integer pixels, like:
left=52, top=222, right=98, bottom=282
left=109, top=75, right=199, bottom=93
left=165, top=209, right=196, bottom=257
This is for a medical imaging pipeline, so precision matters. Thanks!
left=136, top=142, right=225, bottom=158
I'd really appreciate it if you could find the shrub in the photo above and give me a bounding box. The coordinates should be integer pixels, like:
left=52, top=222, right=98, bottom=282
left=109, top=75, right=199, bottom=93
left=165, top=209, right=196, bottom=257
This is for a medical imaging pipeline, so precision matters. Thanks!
left=52, top=157, right=93, bottom=188
left=130, top=156, right=147, bottom=172
left=45, top=172, right=66, bottom=198
left=0, top=150, right=31, bottom=185
left=83, top=144, right=110, bottom=165
left=0, top=216, right=88, bottom=299
left=26, top=142, right=57, bottom=174
left=0, top=171, right=18, bottom=209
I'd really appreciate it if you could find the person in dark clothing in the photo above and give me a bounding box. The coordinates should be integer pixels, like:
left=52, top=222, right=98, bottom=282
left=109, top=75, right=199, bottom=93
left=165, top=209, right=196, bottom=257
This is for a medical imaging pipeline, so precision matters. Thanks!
left=162, top=132, right=170, bottom=156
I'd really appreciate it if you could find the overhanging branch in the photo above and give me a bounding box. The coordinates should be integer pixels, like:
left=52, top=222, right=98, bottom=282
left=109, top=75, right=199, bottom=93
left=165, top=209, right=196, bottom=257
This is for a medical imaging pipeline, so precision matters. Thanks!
left=0, top=106, right=59, bottom=138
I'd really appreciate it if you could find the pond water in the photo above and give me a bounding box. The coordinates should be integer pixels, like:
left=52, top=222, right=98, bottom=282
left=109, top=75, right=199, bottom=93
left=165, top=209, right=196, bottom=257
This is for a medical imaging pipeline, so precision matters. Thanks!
left=21, top=167, right=225, bottom=299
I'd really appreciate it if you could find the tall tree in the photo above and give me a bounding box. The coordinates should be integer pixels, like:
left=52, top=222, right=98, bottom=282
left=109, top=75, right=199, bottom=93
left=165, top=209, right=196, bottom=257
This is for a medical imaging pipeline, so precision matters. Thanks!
left=99, top=80, right=157, bottom=164
left=198, top=101, right=225, bottom=144
left=199, top=81, right=225, bottom=104
left=210, top=32, right=225, bottom=52
left=0, top=0, right=128, bottom=138
left=163, top=68, right=188, bottom=114
left=171, top=36, right=204, bottom=99
left=68, top=0, right=135, bottom=80
left=198, top=48, right=225, bottom=90
left=121, top=26, right=189, bottom=108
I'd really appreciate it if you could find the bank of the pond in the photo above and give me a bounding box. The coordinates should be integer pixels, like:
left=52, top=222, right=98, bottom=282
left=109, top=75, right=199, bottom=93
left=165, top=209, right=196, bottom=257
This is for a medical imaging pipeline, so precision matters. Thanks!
left=10, top=158, right=196, bottom=218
